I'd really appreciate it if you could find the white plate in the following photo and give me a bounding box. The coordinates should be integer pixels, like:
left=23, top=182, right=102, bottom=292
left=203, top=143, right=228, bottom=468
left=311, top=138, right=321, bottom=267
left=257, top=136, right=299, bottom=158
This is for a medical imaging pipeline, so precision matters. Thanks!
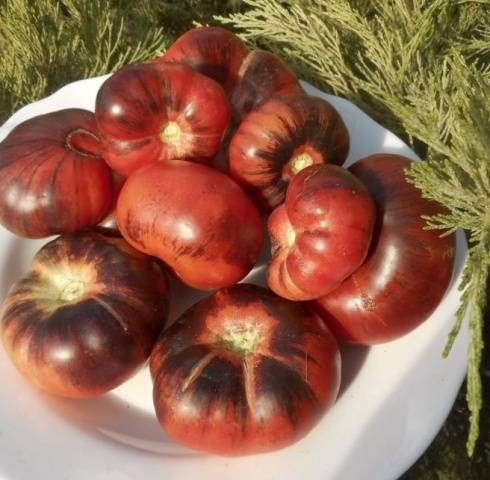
left=0, top=77, right=468, bottom=480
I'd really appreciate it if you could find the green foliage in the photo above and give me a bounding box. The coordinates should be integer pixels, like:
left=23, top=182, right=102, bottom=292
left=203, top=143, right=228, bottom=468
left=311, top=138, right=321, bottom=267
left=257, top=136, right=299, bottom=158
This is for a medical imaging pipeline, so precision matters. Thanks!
left=220, top=0, right=490, bottom=457
left=152, top=0, right=244, bottom=36
left=0, top=0, right=169, bottom=122
left=402, top=63, right=490, bottom=452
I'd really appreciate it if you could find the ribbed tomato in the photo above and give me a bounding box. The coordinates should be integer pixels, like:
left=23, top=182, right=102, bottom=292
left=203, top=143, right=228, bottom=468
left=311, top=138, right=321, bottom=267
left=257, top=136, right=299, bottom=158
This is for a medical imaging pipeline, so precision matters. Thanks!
left=0, top=109, right=113, bottom=238
left=229, top=93, right=350, bottom=210
left=313, top=154, right=455, bottom=344
left=0, top=232, right=169, bottom=397
left=268, top=164, right=376, bottom=301
left=95, top=62, right=230, bottom=177
left=150, top=284, right=341, bottom=455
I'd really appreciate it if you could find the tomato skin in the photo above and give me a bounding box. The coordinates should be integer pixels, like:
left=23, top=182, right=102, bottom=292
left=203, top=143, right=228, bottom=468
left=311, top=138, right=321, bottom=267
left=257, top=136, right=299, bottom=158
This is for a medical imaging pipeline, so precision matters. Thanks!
left=230, top=49, right=302, bottom=121
left=313, top=154, right=456, bottom=344
left=160, top=26, right=249, bottom=94
left=0, top=109, right=113, bottom=238
left=116, top=161, right=264, bottom=290
left=229, top=94, right=350, bottom=211
left=210, top=50, right=302, bottom=173
left=268, top=164, right=376, bottom=301
left=150, top=284, right=341, bottom=455
left=160, top=27, right=300, bottom=121
left=95, top=63, right=231, bottom=177
left=0, top=232, right=169, bottom=398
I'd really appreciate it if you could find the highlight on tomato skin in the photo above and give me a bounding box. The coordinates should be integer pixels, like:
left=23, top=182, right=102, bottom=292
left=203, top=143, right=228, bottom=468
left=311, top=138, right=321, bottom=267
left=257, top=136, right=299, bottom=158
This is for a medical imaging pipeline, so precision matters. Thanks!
left=0, top=109, right=113, bottom=238
left=159, top=26, right=249, bottom=94
left=150, top=283, right=341, bottom=456
left=95, top=62, right=231, bottom=177
left=116, top=160, right=264, bottom=291
left=312, top=154, right=456, bottom=345
left=267, top=164, right=376, bottom=301
left=228, top=93, right=350, bottom=211
left=0, top=232, right=169, bottom=398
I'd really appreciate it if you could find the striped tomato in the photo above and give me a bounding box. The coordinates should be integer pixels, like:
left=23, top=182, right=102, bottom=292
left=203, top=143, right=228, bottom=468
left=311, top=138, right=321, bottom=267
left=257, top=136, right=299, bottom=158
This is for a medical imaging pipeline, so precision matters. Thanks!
left=150, top=284, right=341, bottom=455
left=0, top=109, right=113, bottom=238
left=0, top=232, right=168, bottom=397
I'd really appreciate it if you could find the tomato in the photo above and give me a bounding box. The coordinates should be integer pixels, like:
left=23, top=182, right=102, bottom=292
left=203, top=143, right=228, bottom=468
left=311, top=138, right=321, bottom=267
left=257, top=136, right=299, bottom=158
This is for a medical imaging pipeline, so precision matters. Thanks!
left=95, top=62, right=230, bottom=177
left=0, top=232, right=169, bottom=398
left=116, top=161, right=263, bottom=290
left=160, top=26, right=249, bottom=94
left=160, top=27, right=300, bottom=120
left=211, top=49, right=302, bottom=173
left=313, top=154, right=456, bottom=344
left=268, top=164, right=376, bottom=300
left=229, top=93, right=350, bottom=210
left=0, top=109, right=113, bottom=238
left=150, top=284, right=341, bottom=455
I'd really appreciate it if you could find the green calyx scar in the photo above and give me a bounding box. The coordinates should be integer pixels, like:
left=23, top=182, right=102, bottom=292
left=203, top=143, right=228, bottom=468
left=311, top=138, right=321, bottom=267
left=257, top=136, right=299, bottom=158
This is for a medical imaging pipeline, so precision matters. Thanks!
left=290, top=153, right=313, bottom=173
left=219, top=324, right=261, bottom=356
left=160, top=121, right=181, bottom=144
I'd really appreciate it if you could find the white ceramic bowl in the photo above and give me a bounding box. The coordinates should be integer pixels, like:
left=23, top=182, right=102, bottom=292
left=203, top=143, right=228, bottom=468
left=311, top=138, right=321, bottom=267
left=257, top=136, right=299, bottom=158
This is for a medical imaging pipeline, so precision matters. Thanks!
left=0, top=77, right=468, bottom=480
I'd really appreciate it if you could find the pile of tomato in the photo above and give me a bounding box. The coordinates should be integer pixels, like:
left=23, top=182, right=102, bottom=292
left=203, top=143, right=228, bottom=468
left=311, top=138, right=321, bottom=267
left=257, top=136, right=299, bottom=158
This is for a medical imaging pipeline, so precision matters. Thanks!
left=0, top=27, right=455, bottom=456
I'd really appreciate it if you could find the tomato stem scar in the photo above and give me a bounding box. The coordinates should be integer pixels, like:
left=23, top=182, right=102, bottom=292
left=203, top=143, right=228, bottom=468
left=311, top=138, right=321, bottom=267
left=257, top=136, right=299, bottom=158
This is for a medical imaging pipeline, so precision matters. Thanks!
left=290, top=152, right=313, bottom=174
left=59, top=279, right=86, bottom=303
left=219, top=324, right=260, bottom=356
left=160, top=121, right=181, bottom=144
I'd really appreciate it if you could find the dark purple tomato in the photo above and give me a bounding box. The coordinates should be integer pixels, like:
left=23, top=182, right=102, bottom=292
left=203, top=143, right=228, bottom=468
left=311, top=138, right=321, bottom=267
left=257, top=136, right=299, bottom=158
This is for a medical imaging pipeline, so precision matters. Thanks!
left=0, top=232, right=169, bottom=397
left=230, top=49, right=302, bottom=121
left=117, top=161, right=264, bottom=290
left=268, top=164, right=376, bottom=300
left=95, top=62, right=230, bottom=177
left=160, top=27, right=301, bottom=120
left=0, top=109, right=113, bottom=238
left=229, top=94, right=350, bottom=211
left=160, top=26, right=249, bottom=94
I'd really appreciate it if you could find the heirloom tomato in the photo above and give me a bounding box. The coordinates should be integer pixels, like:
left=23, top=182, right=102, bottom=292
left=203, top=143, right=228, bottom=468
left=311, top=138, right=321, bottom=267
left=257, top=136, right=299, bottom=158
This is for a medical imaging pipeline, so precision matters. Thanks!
left=0, top=232, right=168, bottom=397
left=150, top=284, right=341, bottom=455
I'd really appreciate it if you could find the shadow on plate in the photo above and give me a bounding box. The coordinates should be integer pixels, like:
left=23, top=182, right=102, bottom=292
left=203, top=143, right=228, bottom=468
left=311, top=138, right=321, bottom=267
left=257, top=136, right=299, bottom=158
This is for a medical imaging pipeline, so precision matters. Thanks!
left=39, top=390, right=205, bottom=458
left=0, top=237, right=39, bottom=299
left=338, top=344, right=370, bottom=398
left=332, top=327, right=467, bottom=480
